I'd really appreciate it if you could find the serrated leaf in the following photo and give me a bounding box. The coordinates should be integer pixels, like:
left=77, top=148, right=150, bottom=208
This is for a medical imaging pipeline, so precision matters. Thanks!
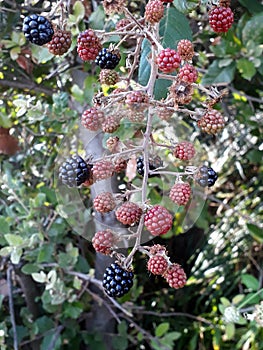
left=247, top=223, right=263, bottom=243
left=159, top=7, right=192, bottom=48
left=237, top=58, right=256, bottom=80
left=201, top=60, right=236, bottom=85
left=4, top=234, right=24, bottom=246
left=155, top=322, right=170, bottom=337
left=89, top=6, right=105, bottom=30
left=242, top=13, right=263, bottom=45
left=241, top=274, right=259, bottom=291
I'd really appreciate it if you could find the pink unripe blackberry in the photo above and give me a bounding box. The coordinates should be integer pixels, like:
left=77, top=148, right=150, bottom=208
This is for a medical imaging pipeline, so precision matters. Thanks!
left=169, top=182, right=191, bottom=206
left=92, top=229, right=115, bottom=255
left=147, top=255, right=168, bottom=275
left=149, top=244, right=167, bottom=255
left=173, top=141, right=195, bottom=161
left=125, top=91, right=149, bottom=112
left=157, top=48, right=181, bottom=74
left=145, top=0, right=164, bottom=24
left=102, top=116, right=120, bottom=133
left=177, top=39, right=194, bottom=61
left=92, top=160, right=115, bottom=181
left=93, top=192, right=116, bottom=213
left=106, top=136, right=120, bottom=152
left=144, top=205, right=173, bottom=236
left=115, top=202, right=142, bottom=226
left=81, top=107, right=105, bottom=131
left=114, top=157, right=128, bottom=173
left=208, top=6, right=234, bottom=33
left=164, top=263, right=187, bottom=289
left=178, top=64, right=198, bottom=83
left=198, top=109, right=225, bottom=134
left=77, top=29, right=102, bottom=61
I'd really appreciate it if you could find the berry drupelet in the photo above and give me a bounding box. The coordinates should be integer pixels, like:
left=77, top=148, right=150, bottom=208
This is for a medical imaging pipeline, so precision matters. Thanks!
left=103, top=263, right=134, bottom=298
left=23, top=14, right=54, bottom=46
left=59, top=154, right=91, bottom=187
left=95, top=48, right=121, bottom=69
left=197, top=165, right=218, bottom=187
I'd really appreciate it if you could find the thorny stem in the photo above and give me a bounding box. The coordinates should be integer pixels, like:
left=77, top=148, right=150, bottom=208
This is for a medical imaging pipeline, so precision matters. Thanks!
left=124, top=27, right=159, bottom=269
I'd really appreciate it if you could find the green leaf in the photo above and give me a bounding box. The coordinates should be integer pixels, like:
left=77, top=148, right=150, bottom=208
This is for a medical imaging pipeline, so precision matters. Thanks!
left=225, top=322, right=235, bottom=340
left=241, top=274, right=259, bottom=291
left=220, top=297, right=231, bottom=307
left=0, top=246, right=12, bottom=257
left=4, top=234, right=24, bottom=246
left=10, top=247, right=23, bottom=264
left=155, top=322, right=170, bottom=337
left=31, top=45, right=54, bottom=63
left=138, top=39, right=151, bottom=87
left=112, top=336, right=128, bottom=350
left=0, top=113, right=12, bottom=128
left=173, top=0, right=198, bottom=13
left=232, top=294, right=245, bottom=305
left=237, top=58, right=256, bottom=80
left=89, top=6, right=105, bottom=30
left=238, top=0, right=263, bottom=14
left=21, top=263, right=40, bottom=275
left=201, top=60, right=236, bottom=85
left=32, top=271, right=47, bottom=283
left=0, top=216, right=10, bottom=234
left=73, top=0, right=85, bottom=22
left=37, top=244, right=54, bottom=263
left=246, top=150, right=263, bottom=164
left=71, top=84, right=84, bottom=102
left=242, top=13, right=263, bottom=45
left=247, top=223, right=263, bottom=243
left=10, top=46, right=21, bottom=60
left=159, top=7, right=192, bottom=48
left=63, top=303, right=83, bottom=319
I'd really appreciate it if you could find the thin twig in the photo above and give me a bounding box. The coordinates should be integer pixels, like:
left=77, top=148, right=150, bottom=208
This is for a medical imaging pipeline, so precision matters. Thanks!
left=7, top=265, right=18, bottom=350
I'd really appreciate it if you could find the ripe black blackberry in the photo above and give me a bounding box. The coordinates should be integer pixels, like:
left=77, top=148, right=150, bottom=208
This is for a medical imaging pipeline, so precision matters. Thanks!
left=197, top=165, right=218, bottom=187
left=137, top=156, right=163, bottom=177
left=23, top=14, right=54, bottom=46
left=59, top=154, right=91, bottom=187
left=103, top=263, right=134, bottom=298
left=95, top=48, right=120, bottom=69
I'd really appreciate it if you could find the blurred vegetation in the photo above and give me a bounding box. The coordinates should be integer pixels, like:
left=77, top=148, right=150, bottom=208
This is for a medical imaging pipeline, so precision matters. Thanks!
left=0, top=0, right=262, bottom=349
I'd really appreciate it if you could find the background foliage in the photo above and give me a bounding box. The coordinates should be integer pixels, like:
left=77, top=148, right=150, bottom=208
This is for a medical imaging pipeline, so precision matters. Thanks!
left=0, top=0, right=262, bottom=349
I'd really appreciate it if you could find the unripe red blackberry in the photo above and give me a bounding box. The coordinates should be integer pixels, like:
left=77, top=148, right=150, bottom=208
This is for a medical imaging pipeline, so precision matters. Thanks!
left=169, top=182, right=191, bottom=206
left=169, top=81, right=193, bottom=105
left=116, top=18, right=131, bottom=30
left=47, top=29, right=71, bottom=55
left=81, top=107, right=105, bottom=131
left=177, top=39, right=194, bottom=61
left=145, top=0, right=164, bottom=24
left=163, top=263, right=187, bottom=289
left=106, top=136, right=120, bottom=152
left=93, top=192, right=116, bottom=213
left=115, top=202, right=142, bottom=226
left=156, top=108, right=173, bottom=121
left=178, top=64, right=198, bottom=83
left=157, top=48, right=181, bottom=74
left=92, top=229, right=115, bottom=255
left=208, top=6, right=234, bottom=33
left=127, top=111, right=145, bottom=123
left=125, top=91, right=149, bottom=112
left=219, top=0, right=231, bottom=7
left=147, top=255, right=168, bottom=275
left=99, top=69, right=119, bottom=86
left=149, top=244, right=167, bottom=255
left=160, top=0, right=173, bottom=3
left=103, top=0, right=125, bottom=14
left=77, top=29, right=102, bottom=61
left=102, top=116, right=120, bottom=133
left=114, top=157, right=128, bottom=173
left=144, top=205, right=173, bottom=236
left=92, top=160, right=115, bottom=181
left=198, top=109, right=225, bottom=134
left=173, top=141, right=195, bottom=161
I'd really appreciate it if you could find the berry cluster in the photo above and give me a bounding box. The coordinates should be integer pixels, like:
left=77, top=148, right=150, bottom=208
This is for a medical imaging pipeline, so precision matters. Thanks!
left=41, top=0, right=229, bottom=300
